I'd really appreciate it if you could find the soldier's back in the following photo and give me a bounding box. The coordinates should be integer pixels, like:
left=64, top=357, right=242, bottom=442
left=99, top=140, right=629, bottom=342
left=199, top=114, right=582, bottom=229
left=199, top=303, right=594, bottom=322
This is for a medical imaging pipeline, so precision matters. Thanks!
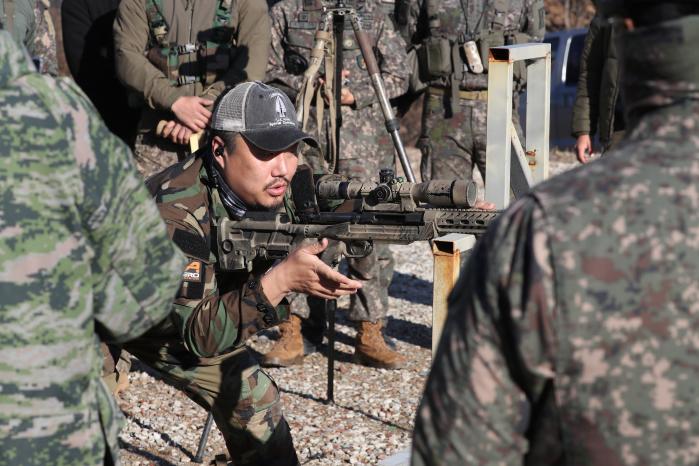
left=527, top=99, right=699, bottom=463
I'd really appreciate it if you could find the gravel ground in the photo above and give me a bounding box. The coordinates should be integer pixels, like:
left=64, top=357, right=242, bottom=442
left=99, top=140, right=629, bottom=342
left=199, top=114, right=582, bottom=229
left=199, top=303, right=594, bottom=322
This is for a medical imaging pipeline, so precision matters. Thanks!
left=117, top=150, right=578, bottom=466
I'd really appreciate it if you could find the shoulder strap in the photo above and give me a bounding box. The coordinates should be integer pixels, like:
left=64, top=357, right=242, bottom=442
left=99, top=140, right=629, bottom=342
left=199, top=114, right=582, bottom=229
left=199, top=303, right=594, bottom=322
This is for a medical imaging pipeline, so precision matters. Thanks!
left=145, top=0, right=168, bottom=46
left=424, top=0, right=439, bottom=33
left=213, top=0, right=233, bottom=29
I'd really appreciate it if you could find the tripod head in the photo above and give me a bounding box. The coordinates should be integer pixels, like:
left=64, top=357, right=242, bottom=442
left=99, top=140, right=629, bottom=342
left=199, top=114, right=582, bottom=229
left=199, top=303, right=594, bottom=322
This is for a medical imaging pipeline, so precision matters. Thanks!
left=320, top=0, right=365, bottom=12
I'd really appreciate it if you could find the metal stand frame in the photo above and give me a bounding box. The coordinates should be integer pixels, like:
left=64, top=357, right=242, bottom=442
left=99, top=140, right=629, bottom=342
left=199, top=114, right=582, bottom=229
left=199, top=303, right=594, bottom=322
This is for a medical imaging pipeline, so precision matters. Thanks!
left=431, top=234, right=476, bottom=354
left=431, top=43, right=551, bottom=346
left=485, top=43, right=551, bottom=209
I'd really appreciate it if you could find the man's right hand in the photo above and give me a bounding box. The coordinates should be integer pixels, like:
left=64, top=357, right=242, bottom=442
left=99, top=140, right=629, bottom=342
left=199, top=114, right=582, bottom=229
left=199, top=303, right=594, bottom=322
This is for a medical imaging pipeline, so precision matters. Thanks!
left=171, top=96, right=213, bottom=132
left=575, top=134, right=594, bottom=164
left=159, top=120, right=193, bottom=145
left=261, top=239, right=362, bottom=306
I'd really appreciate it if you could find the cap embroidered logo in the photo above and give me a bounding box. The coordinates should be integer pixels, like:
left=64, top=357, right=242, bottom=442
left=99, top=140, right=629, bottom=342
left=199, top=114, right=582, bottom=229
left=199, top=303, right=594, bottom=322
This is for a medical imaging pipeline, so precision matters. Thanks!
left=274, top=94, right=288, bottom=119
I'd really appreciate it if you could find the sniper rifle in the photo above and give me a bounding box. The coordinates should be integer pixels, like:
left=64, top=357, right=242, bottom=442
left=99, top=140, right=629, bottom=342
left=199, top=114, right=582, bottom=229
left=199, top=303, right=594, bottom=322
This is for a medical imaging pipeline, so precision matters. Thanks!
left=216, top=165, right=498, bottom=272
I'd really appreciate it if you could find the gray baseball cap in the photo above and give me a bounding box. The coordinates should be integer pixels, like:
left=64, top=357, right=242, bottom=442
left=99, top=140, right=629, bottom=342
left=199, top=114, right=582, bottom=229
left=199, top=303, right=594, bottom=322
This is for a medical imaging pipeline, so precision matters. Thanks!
left=210, top=81, right=318, bottom=152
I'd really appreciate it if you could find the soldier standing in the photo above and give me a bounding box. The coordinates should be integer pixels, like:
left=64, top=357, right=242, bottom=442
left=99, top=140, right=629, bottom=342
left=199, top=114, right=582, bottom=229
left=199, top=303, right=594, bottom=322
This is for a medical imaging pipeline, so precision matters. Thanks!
left=572, top=10, right=625, bottom=163
left=114, top=0, right=271, bottom=178
left=0, top=29, right=184, bottom=464
left=412, top=1, right=699, bottom=464
left=264, top=0, right=410, bottom=369
left=398, top=0, right=544, bottom=181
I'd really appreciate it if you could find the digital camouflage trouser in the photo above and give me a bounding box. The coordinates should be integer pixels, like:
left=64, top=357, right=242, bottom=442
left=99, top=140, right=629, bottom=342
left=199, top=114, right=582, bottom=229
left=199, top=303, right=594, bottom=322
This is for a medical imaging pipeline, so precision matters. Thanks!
left=133, top=130, right=189, bottom=179
left=419, top=92, right=524, bottom=182
left=419, top=93, right=488, bottom=182
left=124, top=337, right=298, bottom=466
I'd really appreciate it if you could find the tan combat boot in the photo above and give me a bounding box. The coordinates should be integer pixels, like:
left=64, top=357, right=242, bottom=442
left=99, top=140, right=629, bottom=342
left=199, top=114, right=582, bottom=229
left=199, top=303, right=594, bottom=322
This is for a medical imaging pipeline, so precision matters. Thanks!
left=262, top=315, right=306, bottom=367
left=353, top=321, right=407, bottom=369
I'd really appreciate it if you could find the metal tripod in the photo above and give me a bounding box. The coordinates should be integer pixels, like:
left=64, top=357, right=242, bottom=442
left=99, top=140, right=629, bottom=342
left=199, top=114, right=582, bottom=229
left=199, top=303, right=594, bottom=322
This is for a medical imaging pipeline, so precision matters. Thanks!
left=312, top=1, right=417, bottom=405
left=298, top=1, right=417, bottom=183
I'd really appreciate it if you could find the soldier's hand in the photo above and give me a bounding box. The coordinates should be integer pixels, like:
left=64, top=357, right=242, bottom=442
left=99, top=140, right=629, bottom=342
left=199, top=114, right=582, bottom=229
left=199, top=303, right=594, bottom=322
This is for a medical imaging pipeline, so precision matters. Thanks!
left=340, top=69, right=355, bottom=105
left=173, top=124, right=193, bottom=145
left=260, top=239, right=362, bottom=306
left=474, top=200, right=496, bottom=210
left=575, top=134, right=594, bottom=164
left=159, top=120, right=192, bottom=145
left=340, top=87, right=355, bottom=106
left=171, top=96, right=213, bottom=133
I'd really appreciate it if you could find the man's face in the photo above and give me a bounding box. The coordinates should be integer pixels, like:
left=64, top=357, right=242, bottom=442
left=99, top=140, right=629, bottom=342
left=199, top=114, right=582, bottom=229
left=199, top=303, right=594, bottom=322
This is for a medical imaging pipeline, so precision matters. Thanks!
left=213, top=134, right=298, bottom=210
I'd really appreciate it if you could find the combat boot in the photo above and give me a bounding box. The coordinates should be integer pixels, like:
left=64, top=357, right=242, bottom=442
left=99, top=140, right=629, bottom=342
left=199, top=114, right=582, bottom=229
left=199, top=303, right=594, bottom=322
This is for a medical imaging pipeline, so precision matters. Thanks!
left=353, top=320, right=407, bottom=369
left=263, top=315, right=317, bottom=367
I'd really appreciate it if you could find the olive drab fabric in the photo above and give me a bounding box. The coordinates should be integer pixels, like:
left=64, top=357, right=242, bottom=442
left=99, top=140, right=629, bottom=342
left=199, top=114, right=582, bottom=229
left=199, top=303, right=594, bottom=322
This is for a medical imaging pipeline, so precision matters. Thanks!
left=572, top=13, right=623, bottom=148
left=267, top=0, right=408, bottom=324
left=1, top=0, right=32, bottom=48
left=143, top=0, right=236, bottom=86
left=115, top=0, right=270, bottom=112
left=402, top=0, right=546, bottom=92
left=114, top=0, right=271, bottom=177
left=0, top=30, right=184, bottom=465
left=122, top=154, right=298, bottom=465
left=412, top=13, right=699, bottom=465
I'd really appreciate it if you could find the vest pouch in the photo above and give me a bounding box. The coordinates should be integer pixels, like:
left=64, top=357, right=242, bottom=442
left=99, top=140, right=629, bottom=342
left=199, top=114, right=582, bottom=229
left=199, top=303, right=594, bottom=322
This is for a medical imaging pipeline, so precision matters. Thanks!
left=199, top=42, right=231, bottom=85
left=418, top=36, right=451, bottom=80
left=477, top=31, right=505, bottom=73
left=407, top=46, right=427, bottom=93
left=147, top=47, right=180, bottom=83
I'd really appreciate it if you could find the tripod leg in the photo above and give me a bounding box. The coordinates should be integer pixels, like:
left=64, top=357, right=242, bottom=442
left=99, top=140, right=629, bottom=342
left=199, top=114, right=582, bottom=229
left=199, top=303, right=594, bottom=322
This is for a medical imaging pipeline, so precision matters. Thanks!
left=325, top=298, right=337, bottom=404
left=348, top=11, right=417, bottom=182
left=193, top=412, right=215, bottom=463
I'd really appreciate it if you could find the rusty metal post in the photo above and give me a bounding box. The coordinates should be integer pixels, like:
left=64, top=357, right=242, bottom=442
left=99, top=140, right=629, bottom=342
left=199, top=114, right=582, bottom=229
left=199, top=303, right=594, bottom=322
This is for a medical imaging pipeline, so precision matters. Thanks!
left=431, top=234, right=476, bottom=353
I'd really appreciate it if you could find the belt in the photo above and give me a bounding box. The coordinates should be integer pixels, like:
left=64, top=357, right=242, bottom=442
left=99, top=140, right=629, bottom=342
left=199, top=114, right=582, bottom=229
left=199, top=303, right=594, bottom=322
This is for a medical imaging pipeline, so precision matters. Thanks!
left=428, top=86, right=488, bottom=101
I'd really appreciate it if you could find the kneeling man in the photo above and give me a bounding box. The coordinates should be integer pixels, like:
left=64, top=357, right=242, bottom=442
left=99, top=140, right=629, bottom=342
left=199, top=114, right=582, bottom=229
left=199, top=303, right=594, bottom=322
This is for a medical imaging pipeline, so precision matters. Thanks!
left=125, top=81, right=361, bottom=466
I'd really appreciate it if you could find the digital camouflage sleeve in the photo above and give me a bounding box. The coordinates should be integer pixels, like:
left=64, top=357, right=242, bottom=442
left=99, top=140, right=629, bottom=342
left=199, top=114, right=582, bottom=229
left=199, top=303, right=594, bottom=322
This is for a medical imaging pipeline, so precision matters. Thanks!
left=0, top=31, right=184, bottom=465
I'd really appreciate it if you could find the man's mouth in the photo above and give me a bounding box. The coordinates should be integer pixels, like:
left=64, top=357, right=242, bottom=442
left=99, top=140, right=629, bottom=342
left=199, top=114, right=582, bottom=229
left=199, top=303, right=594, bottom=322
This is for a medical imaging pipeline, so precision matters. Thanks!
left=266, top=182, right=288, bottom=196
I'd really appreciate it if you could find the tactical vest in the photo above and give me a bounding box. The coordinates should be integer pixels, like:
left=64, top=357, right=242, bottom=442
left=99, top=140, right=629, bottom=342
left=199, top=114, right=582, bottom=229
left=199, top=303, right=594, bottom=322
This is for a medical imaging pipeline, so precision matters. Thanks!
left=418, top=0, right=527, bottom=83
left=145, top=0, right=237, bottom=86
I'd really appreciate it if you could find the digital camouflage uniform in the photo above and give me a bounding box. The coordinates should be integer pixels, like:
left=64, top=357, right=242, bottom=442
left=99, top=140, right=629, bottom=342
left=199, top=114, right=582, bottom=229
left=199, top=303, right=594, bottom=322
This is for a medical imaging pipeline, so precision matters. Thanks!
left=0, top=31, right=183, bottom=465
left=412, top=14, right=699, bottom=465
left=400, top=0, right=544, bottom=181
left=0, top=0, right=58, bottom=74
left=31, top=0, right=57, bottom=74
left=267, top=0, right=408, bottom=324
left=114, top=0, right=271, bottom=178
left=122, top=154, right=298, bottom=465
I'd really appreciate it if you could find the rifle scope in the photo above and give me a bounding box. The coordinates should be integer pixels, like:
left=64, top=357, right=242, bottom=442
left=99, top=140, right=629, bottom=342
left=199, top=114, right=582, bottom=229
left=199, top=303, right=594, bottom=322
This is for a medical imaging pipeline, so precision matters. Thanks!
left=315, top=177, right=478, bottom=208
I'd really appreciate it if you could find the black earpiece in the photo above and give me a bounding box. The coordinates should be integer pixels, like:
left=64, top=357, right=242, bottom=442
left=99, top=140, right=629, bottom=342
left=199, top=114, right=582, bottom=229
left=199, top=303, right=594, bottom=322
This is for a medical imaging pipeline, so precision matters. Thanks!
left=215, top=147, right=224, bottom=157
